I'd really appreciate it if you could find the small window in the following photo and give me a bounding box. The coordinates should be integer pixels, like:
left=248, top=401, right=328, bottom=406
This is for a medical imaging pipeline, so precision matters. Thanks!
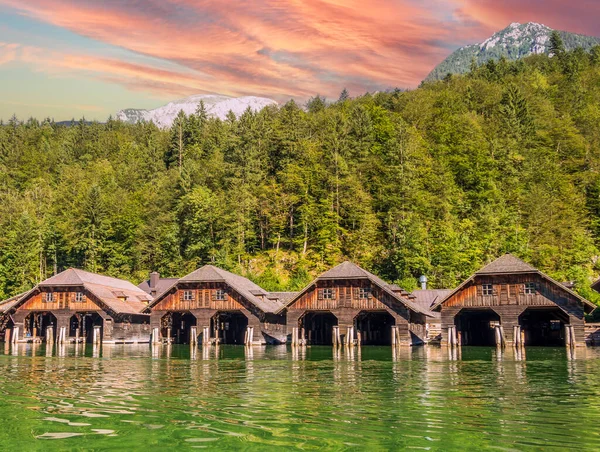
left=215, top=289, right=226, bottom=301
left=323, top=288, right=334, bottom=299
left=482, top=284, right=493, bottom=296
left=44, top=292, right=55, bottom=303
left=359, top=287, right=371, bottom=299
left=183, top=290, right=195, bottom=301
left=524, top=282, right=536, bottom=295
left=75, top=292, right=85, bottom=303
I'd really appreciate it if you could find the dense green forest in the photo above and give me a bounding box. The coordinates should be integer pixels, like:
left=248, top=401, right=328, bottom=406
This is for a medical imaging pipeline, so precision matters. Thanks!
left=2, top=45, right=600, bottom=303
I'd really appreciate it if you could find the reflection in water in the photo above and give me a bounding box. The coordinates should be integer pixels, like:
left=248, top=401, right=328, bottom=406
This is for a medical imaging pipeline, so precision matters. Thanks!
left=0, top=345, right=600, bottom=449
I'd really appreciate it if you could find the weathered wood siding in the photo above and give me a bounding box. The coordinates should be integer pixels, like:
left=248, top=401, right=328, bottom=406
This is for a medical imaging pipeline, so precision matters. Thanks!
left=18, top=291, right=101, bottom=312
left=289, top=280, right=409, bottom=319
left=443, top=274, right=585, bottom=318
left=153, top=283, right=247, bottom=313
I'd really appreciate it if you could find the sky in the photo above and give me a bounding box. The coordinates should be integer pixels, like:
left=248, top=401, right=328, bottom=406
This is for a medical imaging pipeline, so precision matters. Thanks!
left=0, top=0, right=599, bottom=121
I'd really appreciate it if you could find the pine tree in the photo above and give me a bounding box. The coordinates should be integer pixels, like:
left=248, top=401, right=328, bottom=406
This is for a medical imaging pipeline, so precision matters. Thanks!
left=549, top=30, right=565, bottom=57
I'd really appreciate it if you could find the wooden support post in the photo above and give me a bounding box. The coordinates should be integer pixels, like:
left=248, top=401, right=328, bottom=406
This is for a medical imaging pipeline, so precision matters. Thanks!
left=93, top=326, right=101, bottom=344
left=346, top=326, right=354, bottom=346
left=166, top=327, right=171, bottom=343
left=292, top=327, right=298, bottom=346
left=5, top=328, right=11, bottom=345
left=46, top=326, right=54, bottom=344
left=565, top=324, right=571, bottom=347
left=190, top=326, right=197, bottom=346
left=58, top=326, right=66, bottom=345
left=151, top=327, right=159, bottom=344
left=12, top=327, right=19, bottom=344
left=332, top=326, right=339, bottom=347
left=300, top=328, right=306, bottom=346
left=357, top=330, right=362, bottom=347
left=569, top=325, right=576, bottom=346
left=203, top=327, right=210, bottom=345
left=494, top=326, right=501, bottom=347
left=499, top=326, right=505, bottom=347
left=244, top=326, right=254, bottom=346
left=391, top=326, right=397, bottom=346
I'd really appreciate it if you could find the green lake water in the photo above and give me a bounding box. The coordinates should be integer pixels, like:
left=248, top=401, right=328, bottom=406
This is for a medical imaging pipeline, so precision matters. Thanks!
left=1, top=344, right=600, bottom=450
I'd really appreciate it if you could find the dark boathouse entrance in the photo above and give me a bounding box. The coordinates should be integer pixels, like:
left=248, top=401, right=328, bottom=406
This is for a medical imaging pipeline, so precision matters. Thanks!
left=161, top=311, right=197, bottom=344
left=354, top=311, right=395, bottom=345
left=24, top=312, right=57, bottom=340
left=68, top=313, right=104, bottom=343
left=212, top=311, right=248, bottom=344
left=519, top=308, right=568, bottom=346
left=301, top=311, right=338, bottom=345
left=455, top=309, right=500, bottom=346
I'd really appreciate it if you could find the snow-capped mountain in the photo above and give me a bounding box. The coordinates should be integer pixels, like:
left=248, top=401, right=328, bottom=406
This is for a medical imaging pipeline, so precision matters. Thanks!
left=426, top=22, right=600, bottom=81
left=116, top=94, right=278, bottom=128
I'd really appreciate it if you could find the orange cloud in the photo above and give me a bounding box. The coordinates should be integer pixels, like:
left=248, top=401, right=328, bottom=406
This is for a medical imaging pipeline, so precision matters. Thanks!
left=0, top=0, right=505, bottom=100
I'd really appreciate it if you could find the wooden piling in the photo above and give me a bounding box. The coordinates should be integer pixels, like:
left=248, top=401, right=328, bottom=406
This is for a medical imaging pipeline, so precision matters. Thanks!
left=46, top=325, right=54, bottom=344
left=569, top=325, right=576, bottom=346
left=494, top=326, right=501, bottom=347
left=58, top=326, right=66, bottom=345
left=391, top=326, right=397, bottom=346
left=12, top=326, right=19, bottom=344
left=499, top=326, right=505, bottom=347
left=93, top=326, right=101, bottom=344
left=166, top=327, right=171, bottom=343
left=565, top=324, right=572, bottom=347
left=5, top=328, right=11, bottom=346
left=357, top=330, right=362, bottom=347
left=190, top=326, right=197, bottom=346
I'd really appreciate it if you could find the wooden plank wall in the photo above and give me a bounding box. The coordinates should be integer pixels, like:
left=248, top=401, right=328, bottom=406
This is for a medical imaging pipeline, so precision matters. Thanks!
left=443, top=274, right=585, bottom=318
left=289, top=279, right=409, bottom=318
left=19, top=292, right=100, bottom=312
left=153, top=283, right=246, bottom=312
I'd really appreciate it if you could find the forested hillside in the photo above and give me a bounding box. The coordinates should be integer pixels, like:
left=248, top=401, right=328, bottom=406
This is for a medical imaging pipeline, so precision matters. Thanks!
left=2, top=45, right=600, bottom=303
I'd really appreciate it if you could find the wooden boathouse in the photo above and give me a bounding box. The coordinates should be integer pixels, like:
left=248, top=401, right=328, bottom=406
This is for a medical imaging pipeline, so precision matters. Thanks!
left=433, top=254, right=597, bottom=347
left=4, top=269, right=151, bottom=344
left=145, top=265, right=288, bottom=345
left=283, top=261, right=431, bottom=346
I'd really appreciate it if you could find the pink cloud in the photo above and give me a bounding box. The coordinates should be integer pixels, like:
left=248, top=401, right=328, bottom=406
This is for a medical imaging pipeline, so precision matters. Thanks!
left=0, top=42, right=20, bottom=65
left=7, top=0, right=592, bottom=101
left=454, top=0, right=600, bottom=37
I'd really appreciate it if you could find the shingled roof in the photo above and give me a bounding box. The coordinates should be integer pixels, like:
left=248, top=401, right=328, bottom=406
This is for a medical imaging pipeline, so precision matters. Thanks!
left=10, top=269, right=151, bottom=315
left=412, top=289, right=452, bottom=312
left=147, top=265, right=284, bottom=314
left=0, top=291, right=30, bottom=314
left=138, top=277, right=179, bottom=299
left=281, top=261, right=431, bottom=316
left=476, top=254, right=536, bottom=274
left=432, top=254, right=597, bottom=312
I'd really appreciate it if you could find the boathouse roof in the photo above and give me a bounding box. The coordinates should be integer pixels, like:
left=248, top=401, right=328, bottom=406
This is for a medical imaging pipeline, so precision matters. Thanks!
left=147, top=265, right=285, bottom=314
left=432, top=254, right=597, bottom=313
left=9, top=269, right=151, bottom=315
left=281, top=261, right=432, bottom=316
left=0, top=291, right=28, bottom=314
left=412, top=289, right=452, bottom=314
left=476, top=254, right=536, bottom=274
left=138, top=277, right=179, bottom=299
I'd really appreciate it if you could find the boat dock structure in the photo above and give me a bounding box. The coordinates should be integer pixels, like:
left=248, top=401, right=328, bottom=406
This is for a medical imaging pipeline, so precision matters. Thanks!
left=1, top=254, right=599, bottom=348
